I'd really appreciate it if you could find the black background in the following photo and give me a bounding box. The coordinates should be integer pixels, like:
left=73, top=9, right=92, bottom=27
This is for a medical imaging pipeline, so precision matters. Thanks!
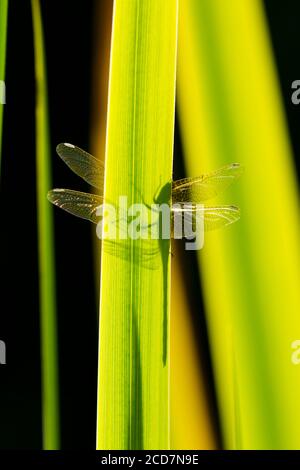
left=0, top=0, right=299, bottom=449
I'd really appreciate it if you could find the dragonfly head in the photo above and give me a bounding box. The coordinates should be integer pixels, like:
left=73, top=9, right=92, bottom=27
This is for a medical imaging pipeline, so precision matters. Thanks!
left=154, top=180, right=172, bottom=206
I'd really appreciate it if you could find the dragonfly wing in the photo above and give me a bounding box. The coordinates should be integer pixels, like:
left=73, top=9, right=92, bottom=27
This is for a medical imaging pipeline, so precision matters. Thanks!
left=48, top=188, right=103, bottom=224
left=172, top=163, right=243, bottom=204
left=202, top=205, right=240, bottom=231
left=56, top=143, right=104, bottom=191
left=102, top=239, right=160, bottom=270
left=171, top=205, right=240, bottom=233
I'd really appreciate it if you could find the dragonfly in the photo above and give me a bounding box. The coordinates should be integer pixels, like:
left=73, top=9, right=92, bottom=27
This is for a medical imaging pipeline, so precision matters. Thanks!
left=48, top=144, right=242, bottom=366
left=47, top=143, right=243, bottom=234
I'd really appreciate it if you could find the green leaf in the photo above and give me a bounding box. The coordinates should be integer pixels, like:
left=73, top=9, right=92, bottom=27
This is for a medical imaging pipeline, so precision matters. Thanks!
left=31, top=0, right=60, bottom=449
left=97, top=0, right=178, bottom=450
left=178, top=0, right=300, bottom=449
left=0, top=0, right=8, bottom=163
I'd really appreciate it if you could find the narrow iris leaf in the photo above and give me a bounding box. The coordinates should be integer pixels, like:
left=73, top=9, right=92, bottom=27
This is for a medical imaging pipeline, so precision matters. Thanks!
left=97, top=0, right=178, bottom=450
left=0, top=0, right=8, bottom=163
left=31, top=0, right=60, bottom=449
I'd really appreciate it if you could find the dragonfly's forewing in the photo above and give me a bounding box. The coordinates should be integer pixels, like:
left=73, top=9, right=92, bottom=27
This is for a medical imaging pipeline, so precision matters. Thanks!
left=56, top=143, right=104, bottom=191
left=171, top=205, right=240, bottom=232
left=47, top=189, right=103, bottom=224
left=172, top=163, right=243, bottom=204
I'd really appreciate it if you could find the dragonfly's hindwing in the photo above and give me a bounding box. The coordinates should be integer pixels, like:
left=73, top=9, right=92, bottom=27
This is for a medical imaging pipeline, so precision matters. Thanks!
left=47, top=189, right=103, bottom=224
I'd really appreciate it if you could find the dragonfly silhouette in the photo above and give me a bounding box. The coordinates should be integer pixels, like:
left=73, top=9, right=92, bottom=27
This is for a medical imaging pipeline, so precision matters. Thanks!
left=47, top=143, right=243, bottom=233
left=48, top=143, right=242, bottom=366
